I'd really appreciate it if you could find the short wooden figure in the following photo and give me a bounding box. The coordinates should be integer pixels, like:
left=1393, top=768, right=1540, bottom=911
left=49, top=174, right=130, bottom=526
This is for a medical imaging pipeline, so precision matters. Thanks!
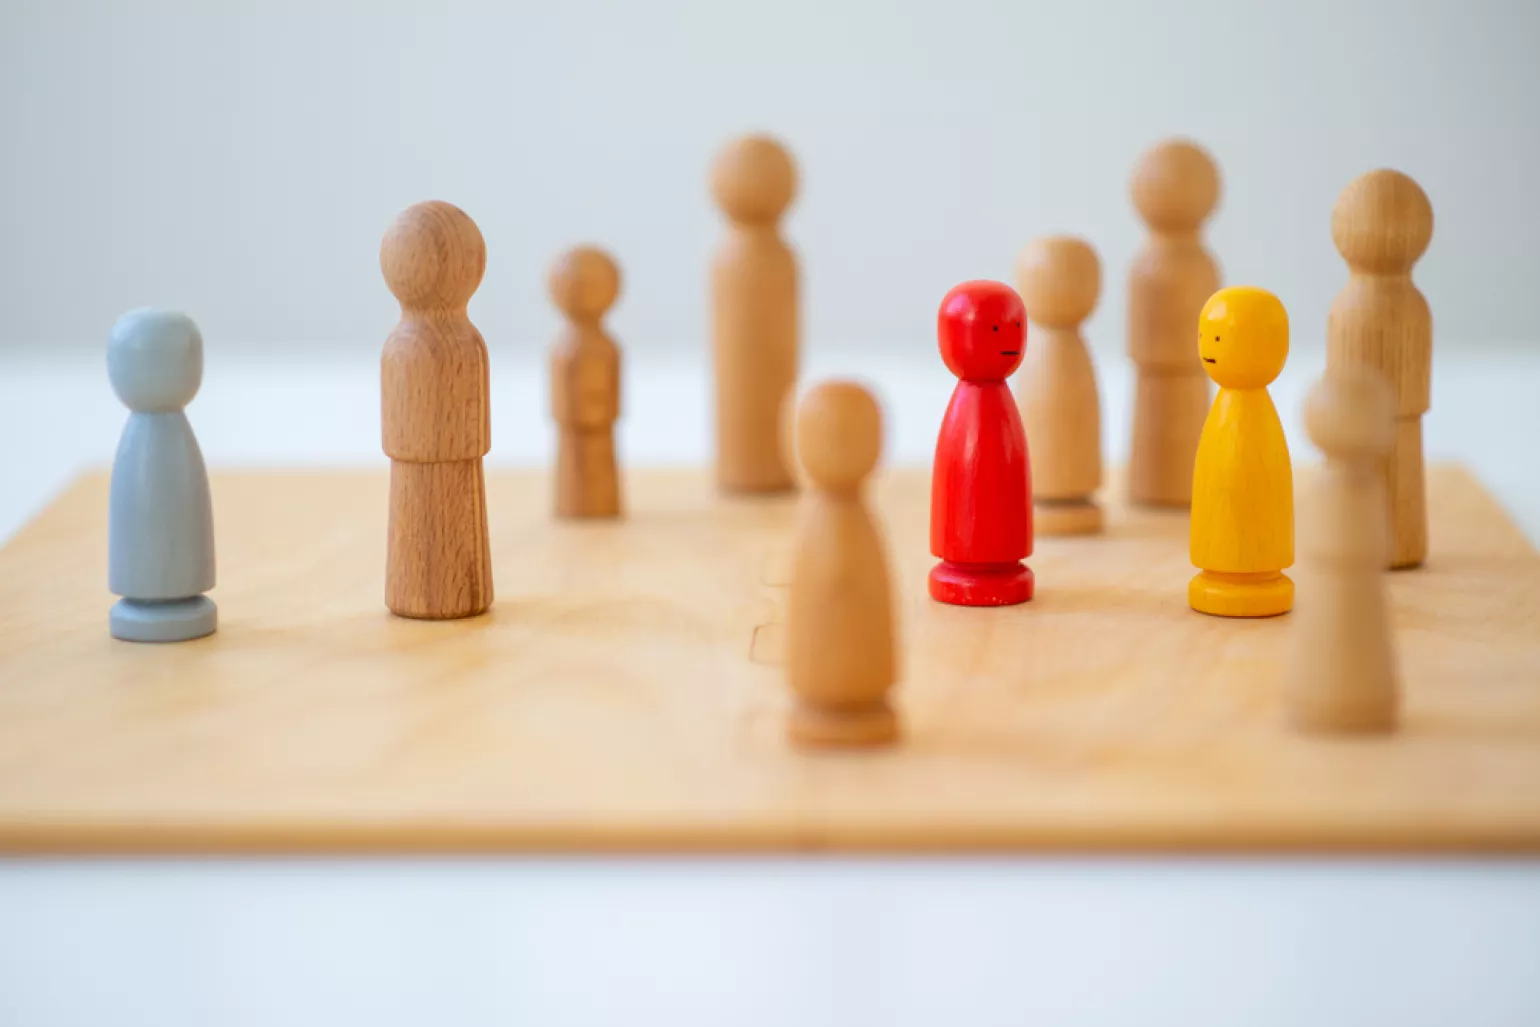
left=549, top=245, right=623, bottom=519
left=380, top=200, right=493, bottom=620
left=1288, top=369, right=1400, bottom=733
left=710, top=134, right=800, bottom=494
left=107, top=308, right=218, bottom=643
left=1127, top=139, right=1221, bottom=507
left=929, top=281, right=1033, bottom=606
left=1328, top=169, right=1434, bottom=570
left=1015, top=235, right=1103, bottom=535
left=784, top=380, right=899, bottom=747
left=1189, top=286, right=1293, bottom=618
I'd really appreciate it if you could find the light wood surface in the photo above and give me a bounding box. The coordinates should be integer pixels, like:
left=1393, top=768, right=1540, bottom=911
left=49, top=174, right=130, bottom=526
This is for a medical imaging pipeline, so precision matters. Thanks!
left=1015, top=236, right=1104, bottom=535
left=1289, top=371, right=1400, bottom=733
left=785, top=381, right=899, bottom=747
left=1126, top=139, right=1220, bottom=508
left=1328, top=169, right=1434, bottom=569
left=380, top=201, right=493, bottom=618
left=549, top=246, right=623, bottom=519
left=0, top=462, right=1537, bottom=854
left=710, top=135, right=800, bottom=494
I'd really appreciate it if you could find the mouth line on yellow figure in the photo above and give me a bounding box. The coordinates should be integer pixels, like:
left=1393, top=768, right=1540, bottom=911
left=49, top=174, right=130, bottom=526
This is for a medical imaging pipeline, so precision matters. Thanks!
left=1203, top=357, right=1217, bottom=364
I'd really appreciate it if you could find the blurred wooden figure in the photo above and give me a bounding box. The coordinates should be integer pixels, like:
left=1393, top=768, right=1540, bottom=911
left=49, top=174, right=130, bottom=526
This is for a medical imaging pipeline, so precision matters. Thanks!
left=380, top=200, right=493, bottom=620
left=784, top=381, right=899, bottom=747
left=550, top=246, right=623, bottom=519
left=1127, top=139, right=1221, bottom=507
left=1016, top=235, right=1103, bottom=535
left=1288, top=369, right=1400, bottom=733
left=711, top=134, right=800, bottom=494
left=1328, top=169, right=1434, bottom=569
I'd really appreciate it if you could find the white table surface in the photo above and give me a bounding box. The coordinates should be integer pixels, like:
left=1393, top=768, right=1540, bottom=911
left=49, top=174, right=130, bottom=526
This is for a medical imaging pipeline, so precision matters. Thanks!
left=2, top=347, right=1539, bottom=1027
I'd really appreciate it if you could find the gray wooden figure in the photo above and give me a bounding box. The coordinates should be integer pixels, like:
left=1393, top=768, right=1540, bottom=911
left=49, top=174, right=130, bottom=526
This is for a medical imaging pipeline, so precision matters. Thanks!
left=106, top=308, right=217, bottom=642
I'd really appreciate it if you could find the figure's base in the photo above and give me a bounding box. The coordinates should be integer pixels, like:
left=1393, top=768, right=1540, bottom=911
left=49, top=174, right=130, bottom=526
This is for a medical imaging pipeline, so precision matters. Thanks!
left=788, top=700, right=899, bottom=748
left=929, top=561, right=1035, bottom=606
left=1034, top=499, right=1103, bottom=536
left=110, top=596, right=218, bottom=643
left=1189, top=571, right=1293, bottom=618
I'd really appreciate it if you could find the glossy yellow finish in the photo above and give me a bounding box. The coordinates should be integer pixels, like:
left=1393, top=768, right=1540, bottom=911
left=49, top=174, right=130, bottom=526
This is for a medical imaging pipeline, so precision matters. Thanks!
left=1190, top=286, right=1294, bottom=617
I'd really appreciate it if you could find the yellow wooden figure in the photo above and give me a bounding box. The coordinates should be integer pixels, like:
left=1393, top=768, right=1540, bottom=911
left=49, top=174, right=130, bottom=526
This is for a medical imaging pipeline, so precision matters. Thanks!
left=1189, top=286, right=1294, bottom=617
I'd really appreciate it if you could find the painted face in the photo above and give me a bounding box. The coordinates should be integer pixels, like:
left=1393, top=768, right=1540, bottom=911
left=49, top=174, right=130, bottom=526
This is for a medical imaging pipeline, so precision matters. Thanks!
left=938, top=280, right=1027, bottom=382
left=1198, top=285, right=1289, bottom=389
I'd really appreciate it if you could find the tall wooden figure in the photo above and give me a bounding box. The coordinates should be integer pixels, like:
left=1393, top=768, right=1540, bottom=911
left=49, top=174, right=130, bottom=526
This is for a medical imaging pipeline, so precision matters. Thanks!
left=930, top=281, right=1033, bottom=607
left=1016, top=235, right=1103, bottom=535
left=1190, top=286, right=1293, bottom=618
left=1288, top=370, right=1400, bottom=733
left=785, top=381, right=899, bottom=747
left=1328, top=169, right=1434, bottom=569
left=710, top=134, right=799, bottom=494
left=549, top=245, right=622, bottom=519
left=380, top=201, right=494, bottom=620
left=1127, top=139, right=1221, bottom=507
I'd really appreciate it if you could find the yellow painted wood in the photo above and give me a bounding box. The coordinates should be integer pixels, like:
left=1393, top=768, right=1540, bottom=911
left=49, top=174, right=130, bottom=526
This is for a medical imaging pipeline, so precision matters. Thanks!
left=0, top=463, right=1538, bottom=854
left=1190, top=287, right=1295, bottom=617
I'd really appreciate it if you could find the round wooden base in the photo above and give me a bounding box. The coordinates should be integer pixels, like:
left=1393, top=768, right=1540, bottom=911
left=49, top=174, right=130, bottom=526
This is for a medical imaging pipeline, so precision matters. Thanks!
left=1189, top=570, right=1294, bottom=618
left=928, top=560, right=1035, bottom=606
left=788, top=700, right=899, bottom=748
left=1034, top=500, right=1103, bottom=536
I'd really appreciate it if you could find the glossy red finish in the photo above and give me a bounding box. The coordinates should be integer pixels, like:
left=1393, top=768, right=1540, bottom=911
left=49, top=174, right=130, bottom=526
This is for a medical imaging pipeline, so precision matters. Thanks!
left=929, top=281, right=1034, bottom=607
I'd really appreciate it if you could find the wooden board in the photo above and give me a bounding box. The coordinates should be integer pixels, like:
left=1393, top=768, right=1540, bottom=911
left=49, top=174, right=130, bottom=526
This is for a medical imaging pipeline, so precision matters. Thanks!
left=1, top=465, right=1538, bottom=854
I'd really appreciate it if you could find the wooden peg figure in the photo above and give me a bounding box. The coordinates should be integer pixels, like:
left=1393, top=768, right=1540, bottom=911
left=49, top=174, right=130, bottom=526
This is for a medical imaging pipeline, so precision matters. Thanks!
left=784, top=381, right=899, bottom=747
left=1328, top=169, right=1434, bottom=569
left=1127, top=139, right=1222, bottom=507
left=711, top=134, right=800, bottom=494
left=380, top=200, right=493, bottom=620
left=1190, top=286, right=1294, bottom=617
left=549, top=246, right=623, bottom=519
left=1288, top=369, right=1400, bottom=733
left=1016, top=235, right=1103, bottom=535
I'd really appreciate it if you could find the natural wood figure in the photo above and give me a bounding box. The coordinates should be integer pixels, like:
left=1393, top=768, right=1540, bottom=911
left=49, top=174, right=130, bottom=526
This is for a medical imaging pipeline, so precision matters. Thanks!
left=1328, top=169, right=1434, bottom=569
left=711, top=134, right=800, bottom=495
left=1127, top=139, right=1221, bottom=507
left=549, top=245, right=623, bottom=519
left=380, top=200, right=493, bottom=619
left=1288, top=369, right=1400, bottom=734
left=784, top=380, right=899, bottom=747
left=1015, top=235, right=1103, bottom=535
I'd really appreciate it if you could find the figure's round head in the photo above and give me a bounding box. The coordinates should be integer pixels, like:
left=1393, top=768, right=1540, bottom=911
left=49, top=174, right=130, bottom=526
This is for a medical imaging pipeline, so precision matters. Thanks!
left=937, top=280, right=1027, bottom=382
left=380, top=200, right=486, bottom=308
left=710, top=135, right=797, bottom=224
left=549, top=245, right=621, bottom=323
left=1197, top=286, right=1289, bottom=388
left=1304, top=368, right=1396, bottom=460
left=1331, top=169, right=1433, bottom=275
left=1015, top=235, right=1101, bottom=329
left=107, top=308, right=204, bottom=412
left=1130, top=139, right=1221, bottom=232
left=796, top=380, right=882, bottom=492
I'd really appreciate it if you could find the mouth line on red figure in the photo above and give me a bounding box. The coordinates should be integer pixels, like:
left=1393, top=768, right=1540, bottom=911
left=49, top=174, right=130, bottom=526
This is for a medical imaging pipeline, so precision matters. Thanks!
left=1000, top=350, right=1019, bottom=356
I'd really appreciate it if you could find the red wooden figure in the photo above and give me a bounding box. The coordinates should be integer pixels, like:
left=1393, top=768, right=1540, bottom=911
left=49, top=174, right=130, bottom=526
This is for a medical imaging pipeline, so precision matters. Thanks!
left=929, top=280, right=1035, bottom=606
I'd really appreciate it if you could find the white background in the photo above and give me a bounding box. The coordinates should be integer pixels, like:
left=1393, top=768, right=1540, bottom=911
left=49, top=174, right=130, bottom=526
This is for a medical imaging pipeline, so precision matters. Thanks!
left=2, top=0, right=1537, bottom=357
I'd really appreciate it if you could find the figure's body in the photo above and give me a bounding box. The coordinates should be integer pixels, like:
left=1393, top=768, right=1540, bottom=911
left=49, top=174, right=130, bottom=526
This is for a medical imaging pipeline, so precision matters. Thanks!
left=380, top=200, right=493, bottom=620
left=785, top=381, right=898, bottom=747
left=1127, top=140, right=1221, bottom=507
left=1327, top=169, right=1434, bottom=569
left=549, top=246, right=623, bottom=518
left=1288, top=369, right=1400, bottom=733
left=107, top=308, right=217, bottom=643
left=929, top=280, right=1033, bottom=606
left=1016, top=235, right=1103, bottom=535
left=1190, top=286, right=1294, bottom=617
left=710, top=135, right=799, bottom=494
